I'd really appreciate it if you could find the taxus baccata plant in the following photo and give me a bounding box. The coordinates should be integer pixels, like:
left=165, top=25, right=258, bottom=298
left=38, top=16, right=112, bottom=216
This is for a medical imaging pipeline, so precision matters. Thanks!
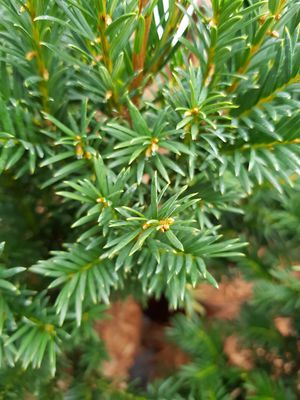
left=0, top=0, right=300, bottom=398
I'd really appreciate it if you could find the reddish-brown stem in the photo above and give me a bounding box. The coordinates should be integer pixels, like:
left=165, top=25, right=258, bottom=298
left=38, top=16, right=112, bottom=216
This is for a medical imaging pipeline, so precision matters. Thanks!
left=131, top=0, right=153, bottom=92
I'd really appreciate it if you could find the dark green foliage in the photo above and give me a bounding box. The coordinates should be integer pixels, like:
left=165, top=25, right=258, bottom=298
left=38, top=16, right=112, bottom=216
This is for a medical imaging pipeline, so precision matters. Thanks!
left=0, top=0, right=300, bottom=398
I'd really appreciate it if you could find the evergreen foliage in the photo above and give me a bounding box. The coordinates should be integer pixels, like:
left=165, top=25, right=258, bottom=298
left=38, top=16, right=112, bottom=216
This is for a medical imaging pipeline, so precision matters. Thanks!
left=0, top=0, right=299, bottom=398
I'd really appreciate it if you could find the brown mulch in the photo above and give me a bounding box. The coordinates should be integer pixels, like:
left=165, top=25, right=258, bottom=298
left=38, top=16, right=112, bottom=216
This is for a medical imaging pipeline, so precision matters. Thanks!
left=96, top=276, right=254, bottom=386
left=96, top=274, right=296, bottom=386
left=193, top=275, right=253, bottom=320
left=95, top=297, right=142, bottom=385
left=96, top=297, right=188, bottom=387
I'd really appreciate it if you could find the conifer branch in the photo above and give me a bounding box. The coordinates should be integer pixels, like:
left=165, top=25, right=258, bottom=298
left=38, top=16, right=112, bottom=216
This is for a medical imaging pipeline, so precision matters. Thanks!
left=0, top=0, right=299, bottom=395
left=227, top=0, right=287, bottom=93
left=239, top=73, right=300, bottom=117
